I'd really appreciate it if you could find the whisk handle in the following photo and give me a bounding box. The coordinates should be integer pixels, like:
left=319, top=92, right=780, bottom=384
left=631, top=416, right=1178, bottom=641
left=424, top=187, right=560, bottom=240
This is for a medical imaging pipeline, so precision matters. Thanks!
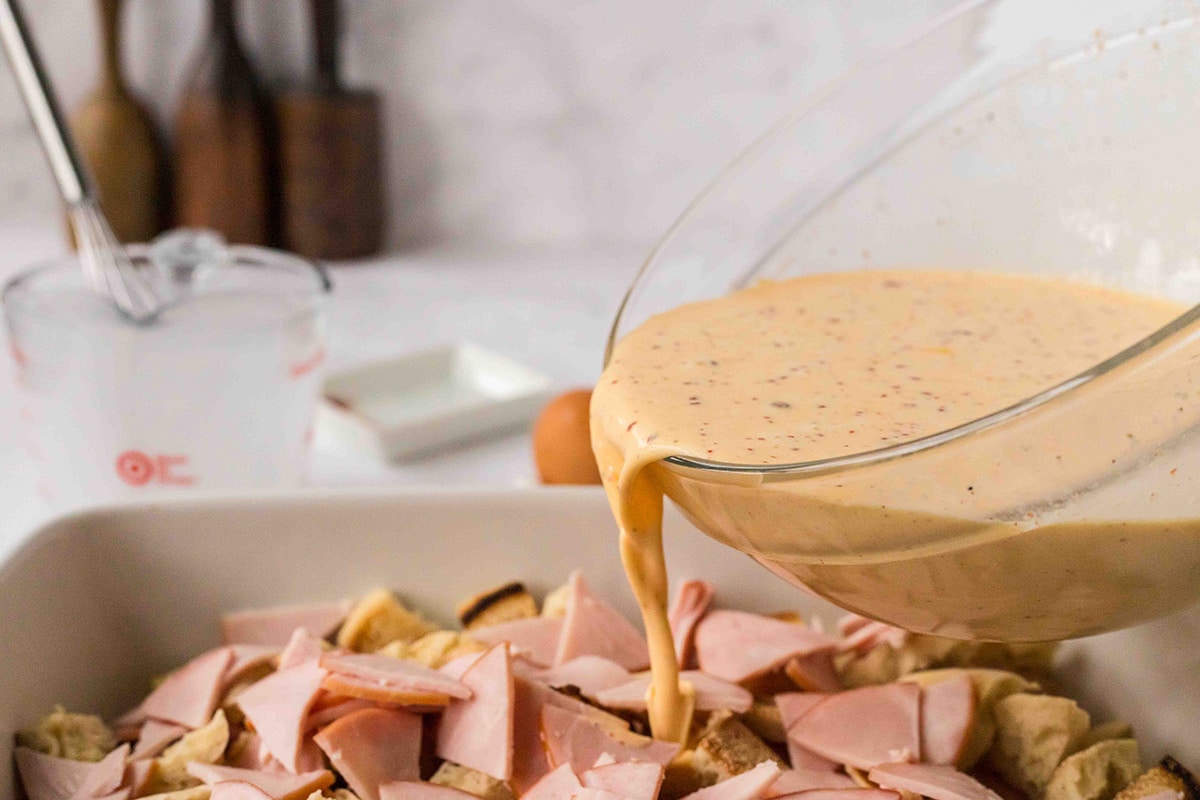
left=0, top=0, right=93, bottom=204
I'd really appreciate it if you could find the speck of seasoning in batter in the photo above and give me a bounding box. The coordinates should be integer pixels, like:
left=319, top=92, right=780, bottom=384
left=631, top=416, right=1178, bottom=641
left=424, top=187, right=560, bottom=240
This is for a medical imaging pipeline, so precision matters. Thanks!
left=771, top=401, right=791, bottom=409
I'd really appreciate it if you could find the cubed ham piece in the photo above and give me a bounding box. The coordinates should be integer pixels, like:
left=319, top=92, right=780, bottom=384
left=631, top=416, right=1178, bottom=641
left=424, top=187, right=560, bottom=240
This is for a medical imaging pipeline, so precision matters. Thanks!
left=764, top=769, right=858, bottom=797
left=437, top=644, right=516, bottom=781
left=519, top=763, right=584, bottom=800
left=320, top=652, right=472, bottom=699
left=185, top=763, right=334, bottom=800
left=867, top=763, right=1004, bottom=800
left=680, top=760, right=782, bottom=800
left=305, top=697, right=376, bottom=731
left=235, top=661, right=327, bottom=773
left=837, top=614, right=874, bottom=638
left=440, top=651, right=486, bottom=681
left=541, top=704, right=680, bottom=775
left=511, top=671, right=640, bottom=793
left=15, top=743, right=129, bottom=800
left=570, top=790, right=626, bottom=800
left=695, top=611, right=837, bottom=684
left=776, top=693, right=839, bottom=771
left=278, top=628, right=325, bottom=671
left=668, top=579, right=714, bottom=668
left=555, top=571, right=650, bottom=671
left=837, top=621, right=908, bottom=656
left=320, top=673, right=452, bottom=709
left=787, top=740, right=842, bottom=774
left=595, top=670, right=752, bottom=713
left=130, top=718, right=188, bottom=760
left=535, top=657, right=633, bottom=698
left=581, top=762, right=664, bottom=800
left=112, top=705, right=147, bottom=735
left=785, top=652, right=841, bottom=693
left=380, top=782, right=478, bottom=800
left=122, top=759, right=154, bottom=796
left=81, top=743, right=130, bottom=797
left=472, top=617, right=564, bottom=667
left=919, top=675, right=977, bottom=767
left=772, top=789, right=900, bottom=800
left=789, top=684, right=921, bottom=769
left=210, top=781, right=274, bottom=800
left=776, top=693, right=828, bottom=731
left=313, top=707, right=423, bottom=800
left=141, top=647, right=234, bottom=729
left=221, top=600, right=352, bottom=646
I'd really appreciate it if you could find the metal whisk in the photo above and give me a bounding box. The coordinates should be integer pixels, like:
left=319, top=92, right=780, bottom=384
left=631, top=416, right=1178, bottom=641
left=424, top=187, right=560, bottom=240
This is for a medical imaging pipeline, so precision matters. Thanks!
left=0, top=0, right=160, bottom=322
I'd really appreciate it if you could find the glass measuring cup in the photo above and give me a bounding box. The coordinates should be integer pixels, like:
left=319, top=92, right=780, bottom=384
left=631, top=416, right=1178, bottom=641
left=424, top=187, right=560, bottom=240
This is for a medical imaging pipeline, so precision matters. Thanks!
left=3, top=242, right=330, bottom=508
left=608, top=0, right=1200, bottom=641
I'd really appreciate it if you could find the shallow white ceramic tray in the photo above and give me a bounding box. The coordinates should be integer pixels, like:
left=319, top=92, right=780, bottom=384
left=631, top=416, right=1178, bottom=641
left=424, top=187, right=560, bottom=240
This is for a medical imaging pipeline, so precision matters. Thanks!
left=0, top=487, right=1197, bottom=795
left=320, top=344, right=554, bottom=460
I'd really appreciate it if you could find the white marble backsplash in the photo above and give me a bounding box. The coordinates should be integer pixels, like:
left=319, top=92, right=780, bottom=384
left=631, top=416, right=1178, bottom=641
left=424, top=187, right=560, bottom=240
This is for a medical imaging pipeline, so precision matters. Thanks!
left=0, top=0, right=957, bottom=252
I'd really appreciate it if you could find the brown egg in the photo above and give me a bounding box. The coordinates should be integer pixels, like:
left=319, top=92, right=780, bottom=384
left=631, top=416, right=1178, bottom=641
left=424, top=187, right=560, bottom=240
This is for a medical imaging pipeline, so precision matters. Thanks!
left=533, top=389, right=602, bottom=485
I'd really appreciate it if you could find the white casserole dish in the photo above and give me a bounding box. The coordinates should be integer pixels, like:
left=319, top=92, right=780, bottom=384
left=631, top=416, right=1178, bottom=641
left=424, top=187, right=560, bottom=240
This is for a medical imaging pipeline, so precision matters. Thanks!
left=0, top=488, right=1197, bottom=795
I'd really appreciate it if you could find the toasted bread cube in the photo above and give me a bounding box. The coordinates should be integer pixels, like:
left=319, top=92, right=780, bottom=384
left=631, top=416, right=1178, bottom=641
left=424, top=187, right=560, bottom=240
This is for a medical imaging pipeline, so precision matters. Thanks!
left=692, top=710, right=783, bottom=786
left=457, top=582, right=538, bottom=630
left=142, top=710, right=229, bottom=795
left=661, top=749, right=706, bottom=799
left=337, top=588, right=437, bottom=653
left=739, top=700, right=787, bottom=743
left=16, top=706, right=115, bottom=762
left=1115, top=757, right=1200, bottom=800
left=987, top=693, right=1090, bottom=797
left=140, top=788, right=212, bottom=800
left=838, top=643, right=901, bottom=688
left=541, top=582, right=571, bottom=619
left=907, top=636, right=1058, bottom=676
left=1080, top=721, right=1136, bottom=750
left=1045, top=739, right=1142, bottom=800
left=902, top=668, right=1041, bottom=769
left=846, top=765, right=873, bottom=788
left=408, top=630, right=488, bottom=668
left=431, top=761, right=517, bottom=800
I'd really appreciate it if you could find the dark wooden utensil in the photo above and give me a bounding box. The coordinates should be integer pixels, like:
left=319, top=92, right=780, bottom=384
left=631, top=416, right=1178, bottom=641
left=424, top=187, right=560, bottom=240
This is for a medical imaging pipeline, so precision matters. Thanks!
left=70, top=0, right=164, bottom=244
left=174, top=0, right=276, bottom=245
left=277, top=0, right=384, bottom=260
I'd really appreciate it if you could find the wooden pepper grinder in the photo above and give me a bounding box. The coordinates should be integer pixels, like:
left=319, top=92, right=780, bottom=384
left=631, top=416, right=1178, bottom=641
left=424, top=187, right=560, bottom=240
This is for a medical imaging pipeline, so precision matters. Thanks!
left=174, top=0, right=276, bottom=245
left=70, top=0, right=164, bottom=244
left=277, top=0, right=384, bottom=260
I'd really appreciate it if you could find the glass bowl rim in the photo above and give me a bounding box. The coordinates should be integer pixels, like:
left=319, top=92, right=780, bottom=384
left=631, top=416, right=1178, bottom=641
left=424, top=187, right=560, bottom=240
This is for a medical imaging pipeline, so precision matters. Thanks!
left=602, top=0, right=1200, bottom=481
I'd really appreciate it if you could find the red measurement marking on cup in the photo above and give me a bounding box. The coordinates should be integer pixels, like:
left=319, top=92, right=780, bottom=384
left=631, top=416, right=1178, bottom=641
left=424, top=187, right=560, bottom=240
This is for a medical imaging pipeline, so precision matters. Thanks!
left=288, top=347, right=326, bottom=379
left=9, top=343, right=28, bottom=367
left=115, top=450, right=196, bottom=487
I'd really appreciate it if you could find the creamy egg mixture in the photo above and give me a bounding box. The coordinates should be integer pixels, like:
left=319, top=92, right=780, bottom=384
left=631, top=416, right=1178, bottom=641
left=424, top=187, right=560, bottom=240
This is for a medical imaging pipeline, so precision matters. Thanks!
left=591, top=270, right=1191, bottom=741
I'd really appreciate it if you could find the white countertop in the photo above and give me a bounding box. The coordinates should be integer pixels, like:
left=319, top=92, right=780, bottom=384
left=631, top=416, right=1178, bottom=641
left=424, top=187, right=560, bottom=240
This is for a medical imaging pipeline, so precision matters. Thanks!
left=0, top=221, right=644, bottom=553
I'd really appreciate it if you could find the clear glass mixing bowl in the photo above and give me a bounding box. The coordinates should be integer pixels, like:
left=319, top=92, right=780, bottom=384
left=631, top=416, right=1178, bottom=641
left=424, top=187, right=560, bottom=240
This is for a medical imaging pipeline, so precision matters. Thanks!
left=608, top=0, right=1200, bottom=641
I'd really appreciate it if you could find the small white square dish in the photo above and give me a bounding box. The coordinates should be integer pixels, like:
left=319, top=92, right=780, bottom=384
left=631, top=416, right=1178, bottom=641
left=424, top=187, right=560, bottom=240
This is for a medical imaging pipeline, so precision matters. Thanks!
left=320, top=343, right=555, bottom=460
left=0, top=487, right=1197, bottom=800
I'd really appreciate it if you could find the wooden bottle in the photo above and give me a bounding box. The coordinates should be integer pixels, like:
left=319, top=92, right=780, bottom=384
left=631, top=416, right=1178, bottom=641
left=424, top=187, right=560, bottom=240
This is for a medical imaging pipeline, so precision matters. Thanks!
left=277, top=0, right=384, bottom=260
left=174, top=0, right=276, bottom=245
left=70, top=0, right=164, bottom=244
